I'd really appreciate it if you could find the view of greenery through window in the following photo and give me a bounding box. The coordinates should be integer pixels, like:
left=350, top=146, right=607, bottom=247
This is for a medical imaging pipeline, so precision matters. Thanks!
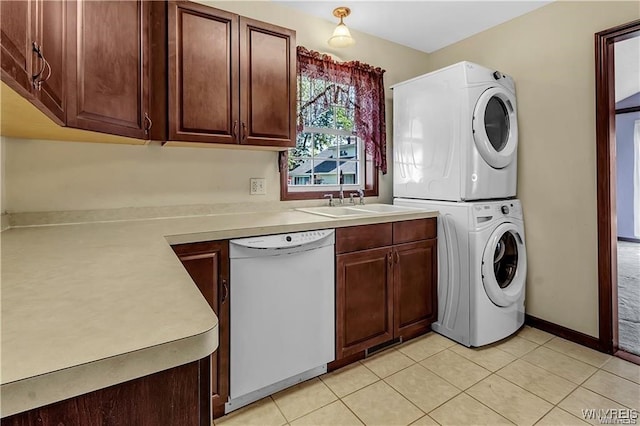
left=288, top=76, right=363, bottom=189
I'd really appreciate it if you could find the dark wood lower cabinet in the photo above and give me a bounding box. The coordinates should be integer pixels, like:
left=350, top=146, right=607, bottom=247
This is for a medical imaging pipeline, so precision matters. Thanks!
left=336, top=247, right=394, bottom=359
left=394, top=239, right=438, bottom=340
left=335, top=218, right=438, bottom=360
left=1, top=361, right=207, bottom=426
left=173, top=240, right=230, bottom=420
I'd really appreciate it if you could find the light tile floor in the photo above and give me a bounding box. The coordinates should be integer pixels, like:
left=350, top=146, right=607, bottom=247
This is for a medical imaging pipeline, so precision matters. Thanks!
left=215, top=326, right=640, bottom=426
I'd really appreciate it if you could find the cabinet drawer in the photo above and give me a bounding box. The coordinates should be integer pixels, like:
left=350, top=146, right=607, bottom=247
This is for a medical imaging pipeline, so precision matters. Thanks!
left=393, top=218, right=436, bottom=244
left=336, top=223, right=392, bottom=254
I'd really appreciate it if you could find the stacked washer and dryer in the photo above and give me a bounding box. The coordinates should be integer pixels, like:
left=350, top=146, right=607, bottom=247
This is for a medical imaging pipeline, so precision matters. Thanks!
left=393, top=61, right=527, bottom=347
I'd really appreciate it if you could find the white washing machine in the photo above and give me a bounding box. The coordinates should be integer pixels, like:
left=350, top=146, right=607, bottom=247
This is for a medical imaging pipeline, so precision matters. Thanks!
left=395, top=198, right=526, bottom=346
left=393, top=61, right=518, bottom=202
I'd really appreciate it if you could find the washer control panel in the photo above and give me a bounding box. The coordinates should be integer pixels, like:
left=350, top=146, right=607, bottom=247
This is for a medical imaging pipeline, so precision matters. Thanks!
left=472, top=201, right=522, bottom=224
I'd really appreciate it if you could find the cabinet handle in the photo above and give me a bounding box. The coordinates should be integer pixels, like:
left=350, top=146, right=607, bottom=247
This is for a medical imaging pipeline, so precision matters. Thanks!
left=394, top=251, right=400, bottom=264
left=144, top=113, right=153, bottom=135
left=388, top=252, right=393, bottom=267
left=232, top=120, right=238, bottom=140
left=31, top=42, right=49, bottom=90
left=241, top=122, right=247, bottom=142
left=221, top=279, right=228, bottom=303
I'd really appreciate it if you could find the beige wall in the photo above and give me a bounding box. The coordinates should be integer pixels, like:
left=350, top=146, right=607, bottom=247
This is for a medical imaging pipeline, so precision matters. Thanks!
left=2, top=1, right=430, bottom=213
left=427, top=1, right=639, bottom=337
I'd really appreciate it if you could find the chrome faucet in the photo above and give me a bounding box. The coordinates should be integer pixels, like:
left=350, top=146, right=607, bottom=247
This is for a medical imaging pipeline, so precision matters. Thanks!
left=338, top=172, right=345, bottom=205
left=324, top=194, right=334, bottom=207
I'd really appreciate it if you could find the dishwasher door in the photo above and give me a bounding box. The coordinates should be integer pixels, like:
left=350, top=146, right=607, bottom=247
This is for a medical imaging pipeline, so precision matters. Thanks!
left=228, top=230, right=335, bottom=409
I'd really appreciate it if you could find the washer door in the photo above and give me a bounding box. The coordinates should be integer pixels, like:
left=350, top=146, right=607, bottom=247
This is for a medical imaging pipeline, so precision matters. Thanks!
left=481, top=223, right=526, bottom=307
left=472, top=87, right=518, bottom=169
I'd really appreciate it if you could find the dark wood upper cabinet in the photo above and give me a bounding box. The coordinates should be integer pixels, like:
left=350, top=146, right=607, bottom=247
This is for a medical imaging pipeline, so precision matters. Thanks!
left=66, top=0, right=151, bottom=139
left=168, top=1, right=239, bottom=144
left=172, top=240, right=230, bottom=421
left=1, top=0, right=66, bottom=125
left=167, top=2, right=296, bottom=147
left=2, top=0, right=296, bottom=146
left=32, top=0, right=66, bottom=124
left=0, top=0, right=33, bottom=96
left=239, top=18, right=296, bottom=147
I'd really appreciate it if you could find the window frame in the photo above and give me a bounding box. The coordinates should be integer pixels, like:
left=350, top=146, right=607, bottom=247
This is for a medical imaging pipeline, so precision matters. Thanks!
left=280, top=77, right=379, bottom=201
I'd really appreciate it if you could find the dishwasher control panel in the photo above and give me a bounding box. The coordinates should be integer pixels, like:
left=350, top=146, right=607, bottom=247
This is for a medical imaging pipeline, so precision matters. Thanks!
left=230, top=229, right=335, bottom=250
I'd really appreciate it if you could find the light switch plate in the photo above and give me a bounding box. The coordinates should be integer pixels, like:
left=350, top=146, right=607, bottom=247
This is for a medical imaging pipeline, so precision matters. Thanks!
left=250, top=178, right=266, bottom=195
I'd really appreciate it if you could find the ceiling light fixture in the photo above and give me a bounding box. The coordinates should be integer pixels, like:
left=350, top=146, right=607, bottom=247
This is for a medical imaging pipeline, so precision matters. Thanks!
left=328, top=7, right=355, bottom=48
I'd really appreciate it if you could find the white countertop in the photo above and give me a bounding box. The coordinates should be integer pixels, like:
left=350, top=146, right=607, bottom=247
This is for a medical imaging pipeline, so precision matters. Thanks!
left=0, top=207, right=437, bottom=417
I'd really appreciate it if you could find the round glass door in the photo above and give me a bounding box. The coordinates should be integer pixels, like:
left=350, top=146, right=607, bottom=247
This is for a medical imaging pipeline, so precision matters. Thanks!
left=472, top=87, right=518, bottom=169
left=485, top=97, right=510, bottom=152
left=481, top=223, right=526, bottom=307
left=493, top=231, right=518, bottom=288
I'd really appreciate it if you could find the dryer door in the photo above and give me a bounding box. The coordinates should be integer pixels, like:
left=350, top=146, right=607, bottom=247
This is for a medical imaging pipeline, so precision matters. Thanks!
left=472, top=87, right=518, bottom=169
left=481, top=223, right=526, bottom=307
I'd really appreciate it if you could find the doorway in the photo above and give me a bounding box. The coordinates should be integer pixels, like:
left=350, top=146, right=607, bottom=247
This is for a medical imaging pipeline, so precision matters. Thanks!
left=595, top=19, right=640, bottom=363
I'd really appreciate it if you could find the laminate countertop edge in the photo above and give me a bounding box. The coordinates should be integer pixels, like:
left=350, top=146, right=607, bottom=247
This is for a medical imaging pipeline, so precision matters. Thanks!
left=0, top=325, right=218, bottom=418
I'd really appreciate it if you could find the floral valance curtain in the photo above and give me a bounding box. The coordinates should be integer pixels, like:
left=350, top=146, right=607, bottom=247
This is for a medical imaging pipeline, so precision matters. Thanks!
left=297, top=46, right=388, bottom=174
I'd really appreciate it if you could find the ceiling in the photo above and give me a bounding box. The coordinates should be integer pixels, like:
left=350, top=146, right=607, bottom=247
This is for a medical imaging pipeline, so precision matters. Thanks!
left=615, top=36, right=640, bottom=103
left=275, top=1, right=552, bottom=53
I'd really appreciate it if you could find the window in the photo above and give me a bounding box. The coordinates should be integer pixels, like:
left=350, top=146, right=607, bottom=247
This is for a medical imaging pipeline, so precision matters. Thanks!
left=280, top=47, right=386, bottom=201
left=288, top=76, right=363, bottom=193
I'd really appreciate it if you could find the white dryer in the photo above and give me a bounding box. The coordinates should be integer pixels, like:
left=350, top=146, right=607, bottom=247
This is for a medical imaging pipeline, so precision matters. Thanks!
left=393, top=61, right=518, bottom=202
left=394, top=198, right=527, bottom=347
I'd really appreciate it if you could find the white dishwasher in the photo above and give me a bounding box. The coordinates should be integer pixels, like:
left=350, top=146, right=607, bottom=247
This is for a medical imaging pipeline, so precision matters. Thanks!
left=226, top=229, right=335, bottom=412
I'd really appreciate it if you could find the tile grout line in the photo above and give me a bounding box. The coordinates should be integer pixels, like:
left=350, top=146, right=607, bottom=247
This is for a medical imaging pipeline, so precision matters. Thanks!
left=515, top=348, right=599, bottom=386
left=378, top=375, right=428, bottom=420
left=382, top=361, right=463, bottom=415
left=461, top=388, right=517, bottom=425
left=492, top=357, right=582, bottom=407
left=358, top=348, right=419, bottom=382
left=279, top=377, right=349, bottom=424
left=465, top=370, right=554, bottom=425
left=344, top=377, right=425, bottom=426
left=317, top=368, right=372, bottom=425
left=269, top=395, right=291, bottom=425
left=540, top=337, right=611, bottom=369
left=574, top=367, right=638, bottom=411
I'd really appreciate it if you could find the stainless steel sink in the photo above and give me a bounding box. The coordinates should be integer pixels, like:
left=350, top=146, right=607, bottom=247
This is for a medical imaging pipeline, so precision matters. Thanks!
left=296, top=204, right=421, bottom=218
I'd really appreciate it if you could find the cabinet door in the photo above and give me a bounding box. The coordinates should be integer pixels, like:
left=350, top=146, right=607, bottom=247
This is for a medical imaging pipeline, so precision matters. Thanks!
left=168, top=1, right=239, bottom=144
left=174, top=241, right=229, bottom=420
left=31, top=0, right=66, bottom=124
left=393, top=239, right=438, bottom=340
left=66, top=0, right=150, bottom=139
left=336, top=247, right=394, bottom=359
left=239, top=17, right=295, bottom=148
left=0, top=0, right=33, bottom=96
